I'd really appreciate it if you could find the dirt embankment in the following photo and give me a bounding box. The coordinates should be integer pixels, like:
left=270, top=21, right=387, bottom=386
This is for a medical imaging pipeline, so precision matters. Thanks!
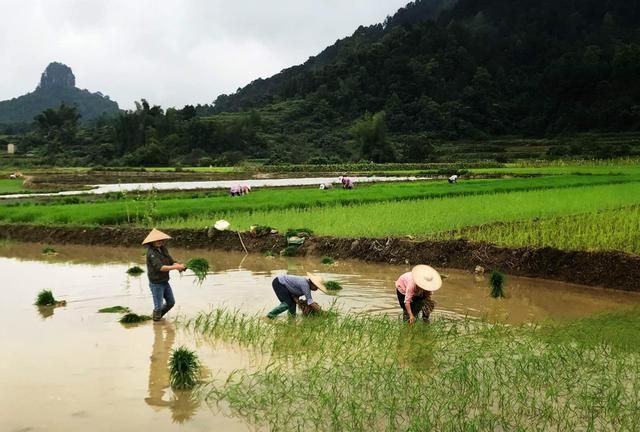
left=1, top=224, right=638, bottom=292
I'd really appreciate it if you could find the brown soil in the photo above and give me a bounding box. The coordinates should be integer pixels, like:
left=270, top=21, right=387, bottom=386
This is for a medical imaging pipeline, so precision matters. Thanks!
left=2, top=223, right=638, bottom=292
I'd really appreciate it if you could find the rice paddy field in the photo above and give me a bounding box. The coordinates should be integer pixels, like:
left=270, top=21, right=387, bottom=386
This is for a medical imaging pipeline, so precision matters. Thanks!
left=3, top=160, right=640, bottom=430
left=2, top=162, right=640, bottom=254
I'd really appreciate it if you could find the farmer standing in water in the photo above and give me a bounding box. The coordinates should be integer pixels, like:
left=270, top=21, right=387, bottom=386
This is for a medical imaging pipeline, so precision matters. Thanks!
left=142, top=229, right=186, bottom=321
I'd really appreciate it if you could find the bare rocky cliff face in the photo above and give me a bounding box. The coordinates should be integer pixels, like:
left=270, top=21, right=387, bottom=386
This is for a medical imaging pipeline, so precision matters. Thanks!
left=37, top=62, right=76, bottom=90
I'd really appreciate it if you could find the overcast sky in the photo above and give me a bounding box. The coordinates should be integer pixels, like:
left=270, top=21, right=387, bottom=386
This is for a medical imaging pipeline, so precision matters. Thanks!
left=0, top=0, right=410, bottom=110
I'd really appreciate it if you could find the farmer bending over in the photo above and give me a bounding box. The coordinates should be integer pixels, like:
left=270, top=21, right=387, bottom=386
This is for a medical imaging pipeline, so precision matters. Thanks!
left=266, top=273, right=327, bottom=318
left=143, top=228, right=186, bottom=321
left=396, top=265, right=442, bottom=324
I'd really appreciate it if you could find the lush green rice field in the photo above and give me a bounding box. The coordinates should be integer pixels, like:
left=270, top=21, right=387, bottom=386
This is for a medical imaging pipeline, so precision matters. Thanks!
left=0, top=174, right=631, bottom=225
left=186, top=308, right=640, bottom=431
left=0, top=179, right=26, bottom=194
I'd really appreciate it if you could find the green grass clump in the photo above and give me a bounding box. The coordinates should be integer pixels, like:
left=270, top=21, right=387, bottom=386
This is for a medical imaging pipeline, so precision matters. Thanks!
left=264, top=250, right=274, bottom=257
left=98, top=306, right=130, bottom=314
left=489, top=270, right=505, bottom=298
left=324, top=280, right=343, bottom=290
left=186, top=258, right=210, bottom=283
left=119, top=313, right=152, bottom=324
left=126, top=265, right=144, bottom=275
left=320, top=256, right=335, bottom=265
left=42, top=245, right=57, bottom=254
left=169, top=346, right=201, bottom=390
left=34, top=289, right=57, bottom=306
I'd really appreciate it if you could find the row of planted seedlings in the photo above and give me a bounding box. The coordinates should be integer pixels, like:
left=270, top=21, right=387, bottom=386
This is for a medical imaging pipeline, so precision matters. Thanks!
left=180, top=306, right=640, bottom=431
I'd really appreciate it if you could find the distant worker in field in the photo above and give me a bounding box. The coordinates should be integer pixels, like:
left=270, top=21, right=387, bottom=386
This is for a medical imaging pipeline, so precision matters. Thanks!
left=266, top=273, right=327, bottom=319
left=339, top=176, right=354, bottom=189
left=229, top=184, right=242, bottom=197
left=143, top=229, right=186, bottom=321
left=241, top=184, right=252, bottom=195
left=319, top=183, right=333, bottom=190
left=395, top=265, right=442, bottom=324
left=448, top=174, right=458, bottom=184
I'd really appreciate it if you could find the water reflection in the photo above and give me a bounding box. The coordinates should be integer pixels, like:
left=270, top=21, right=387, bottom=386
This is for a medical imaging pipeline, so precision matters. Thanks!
left=36, top=305, right=55, bottom=319
left=145, top=322, right=201, bottom=424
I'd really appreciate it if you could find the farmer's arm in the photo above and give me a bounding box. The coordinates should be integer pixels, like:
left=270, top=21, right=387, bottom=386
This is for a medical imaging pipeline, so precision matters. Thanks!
left=160, top=263, right=185, bottom=272
left=301, top=282, right=315, bottom=305
left=404, top=285, right=416, bottom=323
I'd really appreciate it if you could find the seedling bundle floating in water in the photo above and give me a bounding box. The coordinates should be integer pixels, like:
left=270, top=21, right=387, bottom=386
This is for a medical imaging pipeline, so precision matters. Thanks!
left=126, top=265, right=144, bottom=275
left=119, top=313, right=152, bottom=324
left=98, top=306, right=130, bottom=314
left=490, top=270, right=506, bottom=298
left=321, top=256, right=335, bottom=265
left=324, top=281, right=343, bottom=291
left=169, top=346, right=201, bottom=390
left=186, top=258, right=210, bottom=284
left=34, top=289, right=66, bottom=307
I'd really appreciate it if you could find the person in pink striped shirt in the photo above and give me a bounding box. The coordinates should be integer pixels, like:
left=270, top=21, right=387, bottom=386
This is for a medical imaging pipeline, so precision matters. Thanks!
left=396, top=265, right=442, bottom=323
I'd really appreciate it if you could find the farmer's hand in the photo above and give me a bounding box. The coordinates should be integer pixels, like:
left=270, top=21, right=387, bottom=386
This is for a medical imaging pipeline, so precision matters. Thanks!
left=175, top=263, right=186, bottom=272
left=408, top=314, right=416, bottom=324
left=309, top=302, right=322, bottom=312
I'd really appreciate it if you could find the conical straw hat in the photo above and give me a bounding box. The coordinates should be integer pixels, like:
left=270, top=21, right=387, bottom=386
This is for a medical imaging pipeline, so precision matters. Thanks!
left=142, top=228, right=172, bottom=245
left=307, top=273, right=328, bottom=294
left=411, top=265, right=442, bottom=292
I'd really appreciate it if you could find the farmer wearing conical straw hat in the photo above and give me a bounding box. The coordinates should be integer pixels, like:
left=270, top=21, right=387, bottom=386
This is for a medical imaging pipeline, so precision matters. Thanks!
left=266, top=273, right=327, bottom=319
left=142, top=229, right=186, bottom=321
left=396, top=265, right=442, bottom=324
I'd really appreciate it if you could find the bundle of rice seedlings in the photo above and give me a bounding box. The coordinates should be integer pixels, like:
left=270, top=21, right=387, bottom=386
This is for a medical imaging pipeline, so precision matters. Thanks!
left=264, top=250, right=274, bottom=257
left=126, top=265, right=144, bottom=275
left=119, top=313, right=152, bottom=324
left=324, top=281, right=343, bottom=291
left=42, top=245, right=57, bottom=255
left=98, top=306, right=130, bottom=314
left=490, top=270, right=506, bottom=298
left=186, top=258, right=210, bottom=283
left=321, top=256, right=335, bottom=265
left=169, top=346, right=201, bottom=390
left=34, top=289, right=58, bottom=306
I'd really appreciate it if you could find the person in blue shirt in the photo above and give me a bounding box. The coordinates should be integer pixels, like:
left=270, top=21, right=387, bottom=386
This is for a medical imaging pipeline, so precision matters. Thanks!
left=266, top=273, right=327, bottom=318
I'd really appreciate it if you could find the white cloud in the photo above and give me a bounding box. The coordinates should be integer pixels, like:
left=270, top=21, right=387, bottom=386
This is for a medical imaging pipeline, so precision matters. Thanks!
left=0, top=0, right=409, bottom=109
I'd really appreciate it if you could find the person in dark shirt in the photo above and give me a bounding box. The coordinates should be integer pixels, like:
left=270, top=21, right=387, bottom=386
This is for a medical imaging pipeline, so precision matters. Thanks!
left=142, top=229, right=186, bottom=321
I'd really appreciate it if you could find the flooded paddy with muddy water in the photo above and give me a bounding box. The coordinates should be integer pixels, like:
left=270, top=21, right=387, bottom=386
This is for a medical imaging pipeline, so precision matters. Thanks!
left=1, top=242, right=638, bottom=431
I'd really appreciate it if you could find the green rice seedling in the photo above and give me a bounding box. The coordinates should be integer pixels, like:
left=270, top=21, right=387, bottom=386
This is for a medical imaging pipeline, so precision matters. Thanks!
left=321, top=256, right=335, bottom=265
left=489, top=270, right=505, bottom=298
left=119, top=313, right=152, bottom=324
left=41, top=245, right=57, bottom=255
left=126, top=265, right=144, bottom=275
left=324, top=280, right=343, bottom=290
left=98, top=306, right=130, bottom=314
left=169, top=346, right=201, bottom=390
left=264, top=250, right=274, bottom=257
left=281, top=245, right=299, bottom=257
left=186, top=258, right=210, bottom=283
left=34, top=289, right=57, bottom=306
